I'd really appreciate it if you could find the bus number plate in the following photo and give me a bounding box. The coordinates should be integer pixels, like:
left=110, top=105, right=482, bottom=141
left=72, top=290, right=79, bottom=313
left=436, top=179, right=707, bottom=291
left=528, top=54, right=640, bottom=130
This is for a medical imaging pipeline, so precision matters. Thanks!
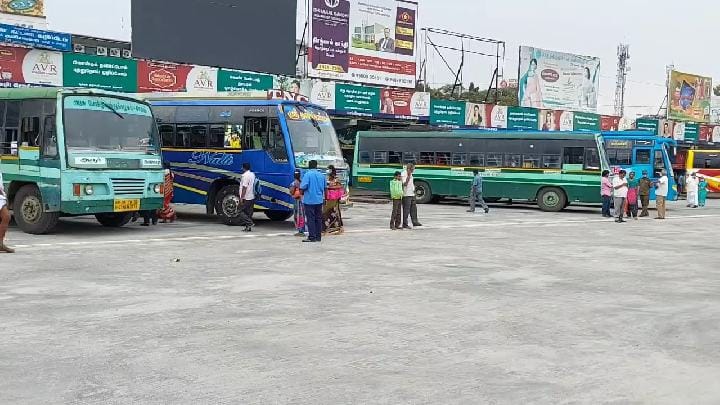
left=358, top=176, right=373, bottom=183
left=114, top=199, right=140, bottom=212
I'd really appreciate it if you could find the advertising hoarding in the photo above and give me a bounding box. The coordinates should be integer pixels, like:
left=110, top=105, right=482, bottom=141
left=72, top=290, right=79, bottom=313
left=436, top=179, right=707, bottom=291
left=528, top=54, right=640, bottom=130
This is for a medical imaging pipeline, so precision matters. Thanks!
left=0, top=45, right=61, bottom=86
left=335, top=83, right=380, bottom=115
left=217, top=69, right=274, bottom=92
left=63, top=53, right=137, bottom=93
left=465, top=103, right=484, bottom=126
left=518, top=46, right=600, bottom=113
left=137, top=61, right=193, bottom=93
left=430, top=99, right=465, bottom=126
left=507, top=106, right=538, bottom=130
left=309, top=0, right=417, bottom=89
left=668, top=70, right=711, bottom=123
left=0, top=23, right=70, bottom=51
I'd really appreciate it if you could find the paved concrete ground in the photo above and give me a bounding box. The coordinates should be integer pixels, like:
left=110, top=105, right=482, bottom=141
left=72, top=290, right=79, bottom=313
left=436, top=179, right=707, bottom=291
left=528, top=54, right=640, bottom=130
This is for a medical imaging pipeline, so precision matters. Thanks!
left=2, top=199, right=720, bottom=404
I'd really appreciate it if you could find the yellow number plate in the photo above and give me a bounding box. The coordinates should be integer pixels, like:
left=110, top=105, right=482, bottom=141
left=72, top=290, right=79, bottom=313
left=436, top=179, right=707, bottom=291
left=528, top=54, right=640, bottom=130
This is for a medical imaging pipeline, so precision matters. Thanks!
left=113, top=199, right=140, bottom=212
left=358, top=176, right=373, bottom=183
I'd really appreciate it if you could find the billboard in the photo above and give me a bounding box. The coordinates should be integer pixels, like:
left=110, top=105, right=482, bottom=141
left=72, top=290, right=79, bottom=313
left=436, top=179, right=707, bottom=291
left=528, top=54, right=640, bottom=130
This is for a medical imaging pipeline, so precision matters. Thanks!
left=63, top=53, right=137, bottom=93
left=668, top=70, right=711, bottom=123
left=309, top=0, right=417, bottom=89
left=518, top=46, right=600, bottom=113
left=131, top=0, right=297, bottom=75
left=0, top=45, right=61, bottom=86
left=0, top=23, right=71, bottom=51
left=1, top=0, right=44, bottom=17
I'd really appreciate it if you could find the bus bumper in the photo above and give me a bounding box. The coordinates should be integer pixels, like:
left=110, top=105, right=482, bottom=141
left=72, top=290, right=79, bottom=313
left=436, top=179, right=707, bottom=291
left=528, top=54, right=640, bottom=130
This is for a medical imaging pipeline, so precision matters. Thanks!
left=60, top=197, right=164, bottom=215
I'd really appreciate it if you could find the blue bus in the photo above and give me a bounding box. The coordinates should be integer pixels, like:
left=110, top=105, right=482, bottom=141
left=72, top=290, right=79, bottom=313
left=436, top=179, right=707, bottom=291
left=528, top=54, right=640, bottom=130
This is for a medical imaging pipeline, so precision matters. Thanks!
left=602, top=131, right=677, bottom=201
left=147, top=97, right=348, bottom=223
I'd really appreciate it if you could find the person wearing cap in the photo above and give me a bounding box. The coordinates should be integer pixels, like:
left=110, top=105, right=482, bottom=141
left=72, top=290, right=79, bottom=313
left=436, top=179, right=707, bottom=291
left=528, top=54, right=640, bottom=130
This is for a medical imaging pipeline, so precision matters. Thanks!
left=638, top=170, right=653, bottom=217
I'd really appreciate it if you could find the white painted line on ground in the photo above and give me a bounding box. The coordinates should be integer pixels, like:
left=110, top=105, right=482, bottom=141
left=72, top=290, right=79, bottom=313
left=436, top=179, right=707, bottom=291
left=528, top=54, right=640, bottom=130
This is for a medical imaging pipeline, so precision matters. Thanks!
left=8, top=213, right=720, bottom=250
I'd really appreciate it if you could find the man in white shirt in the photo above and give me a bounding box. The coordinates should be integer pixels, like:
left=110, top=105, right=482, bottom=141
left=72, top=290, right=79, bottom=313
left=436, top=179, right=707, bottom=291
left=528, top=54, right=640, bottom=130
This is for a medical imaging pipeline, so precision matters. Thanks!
left=685, top=172, right=699, bottom=208
left=612, top=169, right=629, bottom=223
left=238, top=163, right=256, bottom=232
left=401, top=163, right=421, bottom=228
left=655, top=169, right=669, bottom=219
left=0, top=169, right=15, bottom=253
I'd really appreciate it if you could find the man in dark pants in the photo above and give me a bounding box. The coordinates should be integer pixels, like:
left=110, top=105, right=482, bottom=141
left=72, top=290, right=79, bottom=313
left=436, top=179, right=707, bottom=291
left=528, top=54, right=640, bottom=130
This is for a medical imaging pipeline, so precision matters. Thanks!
left=300, top=160, right=326, bottom=242
left=238, top=162, right=256, bottom=232
left=638, top=170, right=653, bottom=217
left=401, top=163, right=422, bottom=228
left=467, top=169, right=490, bottom=213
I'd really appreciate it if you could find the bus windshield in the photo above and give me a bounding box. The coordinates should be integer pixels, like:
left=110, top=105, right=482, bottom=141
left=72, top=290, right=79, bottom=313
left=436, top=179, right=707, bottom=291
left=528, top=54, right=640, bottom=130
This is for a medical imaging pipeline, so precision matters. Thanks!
left=63, top=95, right=159, bottom=154
left=282, top=105, right=344, bottom=168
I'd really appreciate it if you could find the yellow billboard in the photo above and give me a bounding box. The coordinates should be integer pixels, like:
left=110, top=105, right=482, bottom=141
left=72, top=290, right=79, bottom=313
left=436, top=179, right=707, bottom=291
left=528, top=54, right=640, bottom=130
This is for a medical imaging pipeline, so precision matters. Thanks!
left=668, top=70, right=711, bottom=123
left=0, top=0, right=44, bottom=17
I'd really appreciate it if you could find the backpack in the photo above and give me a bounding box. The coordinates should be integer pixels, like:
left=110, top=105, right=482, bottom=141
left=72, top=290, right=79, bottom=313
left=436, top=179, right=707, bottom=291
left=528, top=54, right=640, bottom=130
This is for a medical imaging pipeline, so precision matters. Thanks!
left=253, top=177, right=262, bottom=198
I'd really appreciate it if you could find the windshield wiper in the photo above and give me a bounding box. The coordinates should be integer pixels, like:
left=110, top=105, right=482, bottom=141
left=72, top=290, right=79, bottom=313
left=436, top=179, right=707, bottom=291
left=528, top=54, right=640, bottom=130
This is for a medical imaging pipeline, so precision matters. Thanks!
left=98, top=99, right=125, bottom=120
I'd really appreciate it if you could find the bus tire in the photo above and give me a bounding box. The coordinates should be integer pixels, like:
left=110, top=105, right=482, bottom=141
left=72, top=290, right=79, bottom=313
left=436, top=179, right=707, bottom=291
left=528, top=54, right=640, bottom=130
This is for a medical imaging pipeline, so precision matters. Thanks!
left=12, top=185, right=59, bottom=234
left=537, top=187, right=567, bottom=212
left=214, top=184, right=243, bottom=225
left=265, top=210, right=293, bottom=221
left=414, top=180, right=433, bottom=204
left=95, top=213, right=132, bottom=228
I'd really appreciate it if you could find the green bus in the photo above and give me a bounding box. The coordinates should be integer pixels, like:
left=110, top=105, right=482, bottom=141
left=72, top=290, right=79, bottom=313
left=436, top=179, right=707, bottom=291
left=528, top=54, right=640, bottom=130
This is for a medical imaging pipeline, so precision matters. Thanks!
left=0, top=88, right=164, bottom=234
left=352, top=130, right=610, bottom=211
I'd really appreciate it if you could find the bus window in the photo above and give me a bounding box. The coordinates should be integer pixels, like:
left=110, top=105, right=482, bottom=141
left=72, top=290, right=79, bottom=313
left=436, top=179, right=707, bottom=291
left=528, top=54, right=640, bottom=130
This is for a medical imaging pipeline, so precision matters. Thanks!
left=153, top=106, right=176, bottom=123
left=419, top=152, right=435, bottom=164
left=654, top=150, right=665, bottom=174
left=403, top=151, right=417, bottom=164
left=543, top=154, right=561, bottom=168
left=523, top=154, right=540, bottom=168
left=244, top=117, right=267, bottom=150
left=505, top=154, right=521, bottom=168
left=388, top=151, right=402, bottom=164
left=636, top=149, right=651, bottom=164
left=208, top=124, right=226, bottom=148
left=452, top=153, right=467, bottom=166
left=607, top=149, right=631, bottom=165
left=584, top=148, right=600, bottom=170
left=563, top=147, right=584, bottom=165
left=468, top=153, right=484, bottom=167
left=693, top=153, right=720, bottom=169
left=159, top=124, right=175, bottom=147
left=486, top=153, right=502, bottom=167
left=41, top=115, right=57, bottom=158
left=176, top=106, right=209, bottom=123
left=436, top=152, right=451, bottom=166
left=267, top=118, right=288, bottom=161
left=359, top=151, right=371, bottom=163
left=224, top=124, right=243, bottom=149
left=21, top=100, right=43, bottom=146
left=373, top=151, right=388, bottom=163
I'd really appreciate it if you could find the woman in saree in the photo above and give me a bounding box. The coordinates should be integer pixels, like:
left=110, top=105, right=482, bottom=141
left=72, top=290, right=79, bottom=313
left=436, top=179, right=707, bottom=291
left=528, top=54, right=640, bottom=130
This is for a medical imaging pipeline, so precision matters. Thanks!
left=323, top=165, right=344, bottom=235
left=158, top=163, right=177, bottom=223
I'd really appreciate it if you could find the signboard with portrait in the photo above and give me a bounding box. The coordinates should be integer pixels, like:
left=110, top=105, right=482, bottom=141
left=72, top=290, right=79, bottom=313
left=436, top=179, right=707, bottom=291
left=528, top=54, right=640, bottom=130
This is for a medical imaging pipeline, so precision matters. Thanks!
left=667, top=70, right=711, bottom=123
left=309, top=0, right=417, bottom=89
left=518, top=46, right=600, bottom=113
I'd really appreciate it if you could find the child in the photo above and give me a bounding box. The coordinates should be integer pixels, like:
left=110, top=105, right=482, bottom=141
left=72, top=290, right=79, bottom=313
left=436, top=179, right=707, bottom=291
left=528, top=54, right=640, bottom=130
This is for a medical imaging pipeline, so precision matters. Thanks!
left=698, top=175, right=708, bottom=207
left=389, top=171, right=403, bottom=230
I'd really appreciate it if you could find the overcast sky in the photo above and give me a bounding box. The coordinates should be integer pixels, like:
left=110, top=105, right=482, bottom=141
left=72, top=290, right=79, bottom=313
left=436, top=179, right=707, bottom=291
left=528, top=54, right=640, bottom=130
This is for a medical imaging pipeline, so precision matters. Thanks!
left=46, top=0, right=719, bottom=117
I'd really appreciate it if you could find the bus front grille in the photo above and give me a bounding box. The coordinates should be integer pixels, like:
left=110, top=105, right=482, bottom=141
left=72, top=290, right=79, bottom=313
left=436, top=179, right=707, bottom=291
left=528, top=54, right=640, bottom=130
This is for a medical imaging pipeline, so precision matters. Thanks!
left=111, top=179, right=145, bottom=196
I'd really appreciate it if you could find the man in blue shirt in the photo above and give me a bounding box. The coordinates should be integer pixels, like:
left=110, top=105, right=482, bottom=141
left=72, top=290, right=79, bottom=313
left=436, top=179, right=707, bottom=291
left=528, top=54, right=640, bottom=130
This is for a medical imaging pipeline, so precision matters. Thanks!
left=467, top=170, right=489, bottom=213
left=300, top=160, right=327, bottom=242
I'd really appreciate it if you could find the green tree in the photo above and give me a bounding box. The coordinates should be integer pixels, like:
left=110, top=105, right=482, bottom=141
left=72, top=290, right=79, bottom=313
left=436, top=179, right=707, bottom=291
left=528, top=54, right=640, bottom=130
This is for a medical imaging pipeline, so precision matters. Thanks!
left=426, top=83, right=518, bottom=106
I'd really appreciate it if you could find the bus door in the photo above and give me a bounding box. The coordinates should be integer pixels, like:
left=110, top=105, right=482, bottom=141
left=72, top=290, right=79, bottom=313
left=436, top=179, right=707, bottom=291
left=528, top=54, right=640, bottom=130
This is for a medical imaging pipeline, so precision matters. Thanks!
left=18, top=100, right=42, bottom=174
left=656, top=145, right=676, bottom=200
left=242, top=106, right=271, bottom=173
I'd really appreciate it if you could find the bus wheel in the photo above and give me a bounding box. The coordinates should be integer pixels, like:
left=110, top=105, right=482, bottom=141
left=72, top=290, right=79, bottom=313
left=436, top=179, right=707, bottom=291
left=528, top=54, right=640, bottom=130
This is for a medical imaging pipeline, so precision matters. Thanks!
left=95, top=213, right=132, bottom=228
left=214, top=184, right=242, bottom=225
left=537, top=187, right=567, bottom=212
left=414, top=180, right=433, bottom=204
left=265, top=210, right=293, bottom=221
left=12, top=185, right=59, bottom=234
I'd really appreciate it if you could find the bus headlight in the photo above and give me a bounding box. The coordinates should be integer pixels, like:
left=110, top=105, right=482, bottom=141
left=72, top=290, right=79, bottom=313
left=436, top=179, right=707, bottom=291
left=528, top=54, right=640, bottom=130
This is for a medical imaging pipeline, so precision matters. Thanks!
left=153, top=184, right=162, bottom=194
left=84, top=185, right=94, bottom=195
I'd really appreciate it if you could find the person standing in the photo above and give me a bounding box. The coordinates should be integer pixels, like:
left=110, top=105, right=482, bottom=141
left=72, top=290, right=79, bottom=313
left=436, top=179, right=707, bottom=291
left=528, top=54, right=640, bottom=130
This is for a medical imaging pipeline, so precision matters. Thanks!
left=638, top=170, right=653, bottom=217
left=389, top=171, right=403, bottom=230
left=698, top=175, right=708, bottom=207
left=686, top=172, right=699, bottom=208
left=401, top=163, right=422, bottom=229
left=158, top=163, right=177, bottom=223
left=601, top=170, right=613, bottom=218
left=238, top=163, right=256, bottom=232
left=626, top=171, right=639, bottom=220
left=323, top=165, right=344, bottom=235
left=467, top=169, right=489, bottom=213
left=289, top=169, right=306, bottom=237
left=677, top=173, right=685, bottom=195
left=612, top=169, right=628, bottom=223
left=0, top=168, right=15, bottom=253
left=655, top=169, right=669, bottom=219
left=300, top=160, right=326, bottom=243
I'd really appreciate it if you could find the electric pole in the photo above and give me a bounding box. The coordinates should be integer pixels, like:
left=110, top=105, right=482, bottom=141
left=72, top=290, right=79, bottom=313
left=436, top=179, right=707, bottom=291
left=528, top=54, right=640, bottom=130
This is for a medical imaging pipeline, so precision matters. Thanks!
left=614, top=44, right=630, bottom=117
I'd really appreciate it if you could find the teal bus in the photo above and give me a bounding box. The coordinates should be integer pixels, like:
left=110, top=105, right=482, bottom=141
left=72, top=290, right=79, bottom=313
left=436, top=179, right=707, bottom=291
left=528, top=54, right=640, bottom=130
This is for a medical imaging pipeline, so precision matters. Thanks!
left=353, top=130, right=610, bottom=211
left=0, top=88, right=164, bottom=234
